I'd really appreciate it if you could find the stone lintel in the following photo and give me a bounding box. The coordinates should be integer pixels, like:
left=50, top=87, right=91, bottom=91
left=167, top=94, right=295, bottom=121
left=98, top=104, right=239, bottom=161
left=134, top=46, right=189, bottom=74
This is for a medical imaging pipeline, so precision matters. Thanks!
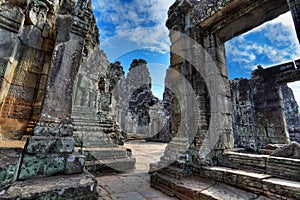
left=196, top=0, right=289, bottom=42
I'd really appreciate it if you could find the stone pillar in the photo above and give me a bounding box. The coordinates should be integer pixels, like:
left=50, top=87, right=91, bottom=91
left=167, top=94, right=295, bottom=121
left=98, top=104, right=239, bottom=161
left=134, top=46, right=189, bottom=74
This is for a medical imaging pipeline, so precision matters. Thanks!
left=251, top=67, right=290, bottom=146
left=161, top=0, right=233, bottom=164
left=18, top=0, right=94, bottom=180
left=287, top=0, right=300, bottom=42
left=200, top=32, right=233, bottom=151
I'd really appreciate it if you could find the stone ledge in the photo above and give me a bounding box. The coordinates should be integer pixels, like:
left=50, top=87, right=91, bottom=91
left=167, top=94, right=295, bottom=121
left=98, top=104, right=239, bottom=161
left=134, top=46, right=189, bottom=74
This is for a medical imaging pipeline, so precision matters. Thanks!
left=220, top=151, right=300, bottom=181
left=201, top=166, right=271, bottom=194
left=150, top=171, right=265, bottom=200
left=266, top=156, right=300, bottom=181
left=262, top=178, right=300, bottom=200
left=0, top=170, right=99, bottom=200
left=200, top=166, right=300, bottom=199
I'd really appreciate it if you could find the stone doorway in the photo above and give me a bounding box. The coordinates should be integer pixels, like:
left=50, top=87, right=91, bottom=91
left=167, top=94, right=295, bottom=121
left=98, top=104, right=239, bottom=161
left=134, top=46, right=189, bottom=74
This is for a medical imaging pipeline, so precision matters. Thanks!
left=225, top=11, right=300, bottom=150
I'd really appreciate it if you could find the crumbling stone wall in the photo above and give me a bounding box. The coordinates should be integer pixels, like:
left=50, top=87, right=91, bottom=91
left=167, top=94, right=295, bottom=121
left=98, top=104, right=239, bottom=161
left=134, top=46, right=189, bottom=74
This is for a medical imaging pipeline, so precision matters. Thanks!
left=231, top=63, right=300, bottom=148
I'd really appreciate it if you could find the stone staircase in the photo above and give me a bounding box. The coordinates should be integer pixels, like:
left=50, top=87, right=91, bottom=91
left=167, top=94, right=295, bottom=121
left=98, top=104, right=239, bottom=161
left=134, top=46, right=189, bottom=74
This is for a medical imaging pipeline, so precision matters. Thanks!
left=150, top=151, right=300, bottom=199
left=72, top=106, right=135, bottom=175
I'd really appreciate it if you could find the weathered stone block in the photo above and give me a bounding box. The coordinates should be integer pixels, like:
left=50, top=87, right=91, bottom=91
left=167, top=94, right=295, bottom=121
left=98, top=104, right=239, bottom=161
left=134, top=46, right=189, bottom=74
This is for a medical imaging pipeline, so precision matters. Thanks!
left=0, top=29, right=18, bottom=59
left=33, top=122, right=73, bottom=137
left=7, top=84, right=35, bottom=104
left=1, top=104, right=32, bottom=120
left=0, top=148, right=22, bottom=191
left=0, top=118, right=29, bottom=140
left=218, top=152, right=268, bottom=173
left=19, top=26, right=43, bottom=49
left=18, top=153, right=66, bottom=180
left=56, top=15, right=73, bottom=42
left=65, top=153, right=85, bottom=174
left=25, top=136, right=74, bottom=154
left=266, top=156, right=300, bottom=181
left=0, top=58, right=9, bottom=77
left=262, top=178, right=300, bottom=200
left=0, top=3, right=24, bottom=33
left=1, top=171, right=99, bottom=200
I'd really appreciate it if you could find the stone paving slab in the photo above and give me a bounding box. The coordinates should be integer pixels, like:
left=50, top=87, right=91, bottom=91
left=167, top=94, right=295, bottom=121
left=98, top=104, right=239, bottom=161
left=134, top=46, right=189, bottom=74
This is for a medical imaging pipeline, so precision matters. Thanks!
left=96, top=140, right=177, bottom=200
left=97, top=173, right=177, bottom=200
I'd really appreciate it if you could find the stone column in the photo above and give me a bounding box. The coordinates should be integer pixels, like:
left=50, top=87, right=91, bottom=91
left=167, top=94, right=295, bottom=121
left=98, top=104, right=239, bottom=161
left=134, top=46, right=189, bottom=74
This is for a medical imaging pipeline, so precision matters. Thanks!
left=201, top=32, right=233, bottom=151
left=18, top=0, right=93, bottom=180
left=287, top=0, right=300, bottom=42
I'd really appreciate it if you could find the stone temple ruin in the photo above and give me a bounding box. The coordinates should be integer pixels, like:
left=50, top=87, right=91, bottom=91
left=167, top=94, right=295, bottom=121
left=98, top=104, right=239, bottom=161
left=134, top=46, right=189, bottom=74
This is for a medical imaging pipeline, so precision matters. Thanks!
left=0, top=0, right=300, bottom=199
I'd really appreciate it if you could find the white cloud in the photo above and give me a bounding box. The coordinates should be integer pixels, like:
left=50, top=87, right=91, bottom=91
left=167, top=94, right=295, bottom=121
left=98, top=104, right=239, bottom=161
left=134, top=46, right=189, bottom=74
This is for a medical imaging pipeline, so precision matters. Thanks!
left=226, top=11, right=300, bottom=103
left=226, top=11, right=300, bottom=70
left=91, top=0, right=174, bottom=60
left=101, top=26, right=170, bottom=61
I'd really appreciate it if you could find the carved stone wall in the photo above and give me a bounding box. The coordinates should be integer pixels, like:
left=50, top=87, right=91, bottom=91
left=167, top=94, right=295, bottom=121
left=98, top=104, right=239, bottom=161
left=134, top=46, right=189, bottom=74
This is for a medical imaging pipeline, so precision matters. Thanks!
left=0, top=0, right=56, bottom=140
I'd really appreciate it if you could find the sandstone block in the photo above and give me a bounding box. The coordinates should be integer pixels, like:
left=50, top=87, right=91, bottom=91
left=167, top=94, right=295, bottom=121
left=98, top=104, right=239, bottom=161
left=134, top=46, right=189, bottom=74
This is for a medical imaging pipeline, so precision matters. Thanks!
left=18, top=153, right=66, bottom=180
left=65, top=153, right=85, bottom=174
left=25, top=136, right=74, bottom=154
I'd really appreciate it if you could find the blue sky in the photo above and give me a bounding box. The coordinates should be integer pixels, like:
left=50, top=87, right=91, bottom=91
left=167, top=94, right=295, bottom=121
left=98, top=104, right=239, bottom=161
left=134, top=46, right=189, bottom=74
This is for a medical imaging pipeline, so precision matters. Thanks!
left=91, top=0, right=300, bottom=103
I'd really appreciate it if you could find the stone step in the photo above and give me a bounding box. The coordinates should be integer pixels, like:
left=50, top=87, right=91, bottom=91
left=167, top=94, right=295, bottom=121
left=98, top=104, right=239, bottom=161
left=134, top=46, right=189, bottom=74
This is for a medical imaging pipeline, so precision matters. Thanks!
left=72, top=116, right=98, bottom=121
left=79, top=147, right=129, bottom=160
left=72, top=112, right=96, bottom=118
left=72, top=107, right=96, bottom=113
left=74, top=131, right=112, bottom=138
left=85, top=157, right=136, bottom=175
left=156, top=164, right=188, bottom=179
left=262, top=178, right=300, bottom=199
left=0, top=171, right=98, bottom=199
left=73, top=121, right=100, bottom=126
left=150, top=172, right=264, bottom=200
left=201, top=166, right=300, bottom=199
left=81, top=141, right=118, bottom=149
left=74, top=126, right=113, bottom=133
left=73, top=122, right=113, bottom=129
left=219, top=151, right=300, bottom=181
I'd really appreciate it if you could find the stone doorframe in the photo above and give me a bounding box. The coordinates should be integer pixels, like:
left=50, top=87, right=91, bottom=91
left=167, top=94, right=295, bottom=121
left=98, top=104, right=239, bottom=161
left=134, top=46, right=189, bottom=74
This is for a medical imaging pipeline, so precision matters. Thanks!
left=166, top=0, right=299, bottom=163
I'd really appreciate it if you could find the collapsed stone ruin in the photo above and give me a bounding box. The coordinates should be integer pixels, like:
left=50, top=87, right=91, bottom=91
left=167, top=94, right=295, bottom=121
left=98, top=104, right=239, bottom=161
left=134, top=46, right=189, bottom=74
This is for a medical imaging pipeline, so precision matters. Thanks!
left=0, top=0, right=300, bottom=199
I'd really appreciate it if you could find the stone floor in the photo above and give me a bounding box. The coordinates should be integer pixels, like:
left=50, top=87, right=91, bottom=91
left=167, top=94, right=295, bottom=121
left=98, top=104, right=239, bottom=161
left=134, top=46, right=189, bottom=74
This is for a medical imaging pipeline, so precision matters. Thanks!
left=96, top=140, right=177, bottom=200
